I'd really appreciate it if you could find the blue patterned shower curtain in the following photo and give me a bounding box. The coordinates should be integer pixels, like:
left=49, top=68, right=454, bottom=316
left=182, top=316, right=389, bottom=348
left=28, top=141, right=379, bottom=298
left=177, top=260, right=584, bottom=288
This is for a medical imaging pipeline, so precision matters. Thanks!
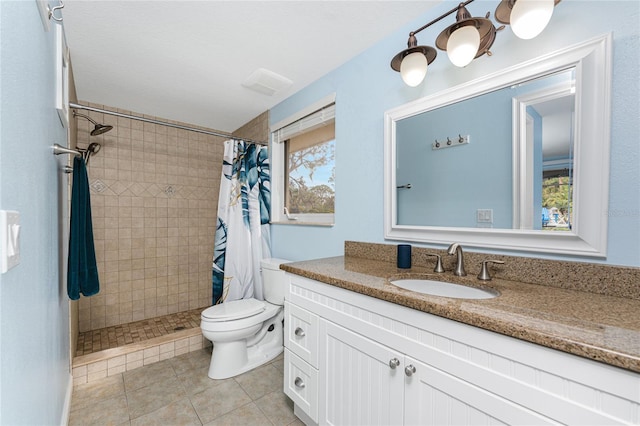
left=212, top=139, right=271, bottom=305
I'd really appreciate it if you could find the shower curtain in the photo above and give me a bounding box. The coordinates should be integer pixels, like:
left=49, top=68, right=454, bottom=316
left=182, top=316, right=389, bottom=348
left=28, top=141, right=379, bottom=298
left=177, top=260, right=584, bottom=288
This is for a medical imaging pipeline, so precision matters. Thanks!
left=212, top=139, right=271, bottom=304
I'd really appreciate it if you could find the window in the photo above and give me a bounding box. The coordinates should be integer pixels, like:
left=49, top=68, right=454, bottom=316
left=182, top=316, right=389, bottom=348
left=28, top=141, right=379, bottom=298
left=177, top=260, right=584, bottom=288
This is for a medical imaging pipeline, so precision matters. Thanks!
left=272, top=95, right=336, bottom=225
left=541, top=168, right=573, bottom=231
left=286, top=125, right=335, bottom=216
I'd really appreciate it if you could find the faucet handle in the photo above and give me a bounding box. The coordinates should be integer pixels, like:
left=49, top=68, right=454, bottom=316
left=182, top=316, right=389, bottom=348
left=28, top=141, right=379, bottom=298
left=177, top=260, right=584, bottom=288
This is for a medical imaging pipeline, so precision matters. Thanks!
left=477, top=260, right=505, bottom=281
left=426, top=253, right=445, bottom=273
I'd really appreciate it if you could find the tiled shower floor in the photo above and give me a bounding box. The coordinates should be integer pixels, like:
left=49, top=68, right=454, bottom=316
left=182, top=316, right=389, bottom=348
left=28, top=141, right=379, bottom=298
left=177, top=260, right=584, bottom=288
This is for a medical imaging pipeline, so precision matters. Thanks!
left=76, top=307, right=205, bottom=356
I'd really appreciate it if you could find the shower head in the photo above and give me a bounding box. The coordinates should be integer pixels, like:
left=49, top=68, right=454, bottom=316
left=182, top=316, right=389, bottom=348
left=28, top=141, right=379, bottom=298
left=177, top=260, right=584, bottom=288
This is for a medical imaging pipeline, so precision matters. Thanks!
left=79, top=142, right=102, bottom=165
left=91, top=123, right=113, bottom=136
left=87, top=142, right=101, bottom=155
left=73, top=111, right=114, bottom=136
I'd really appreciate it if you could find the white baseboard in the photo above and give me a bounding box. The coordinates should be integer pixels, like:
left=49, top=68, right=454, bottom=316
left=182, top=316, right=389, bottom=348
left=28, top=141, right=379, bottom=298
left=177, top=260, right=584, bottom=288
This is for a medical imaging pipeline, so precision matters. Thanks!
left=60, top=373, right=73, bottom=426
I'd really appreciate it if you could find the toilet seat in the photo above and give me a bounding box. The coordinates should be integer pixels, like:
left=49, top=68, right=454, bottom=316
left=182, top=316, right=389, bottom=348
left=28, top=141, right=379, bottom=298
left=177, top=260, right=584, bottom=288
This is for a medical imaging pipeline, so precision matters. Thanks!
left=201, top=298, right=265, bottom=322
left=200, top=301, right=280, bottom=334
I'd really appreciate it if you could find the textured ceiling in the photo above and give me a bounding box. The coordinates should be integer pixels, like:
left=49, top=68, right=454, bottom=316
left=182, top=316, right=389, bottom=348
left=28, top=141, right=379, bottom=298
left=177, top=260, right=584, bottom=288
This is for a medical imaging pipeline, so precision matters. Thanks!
left=62, top=1, right=440, bottom=132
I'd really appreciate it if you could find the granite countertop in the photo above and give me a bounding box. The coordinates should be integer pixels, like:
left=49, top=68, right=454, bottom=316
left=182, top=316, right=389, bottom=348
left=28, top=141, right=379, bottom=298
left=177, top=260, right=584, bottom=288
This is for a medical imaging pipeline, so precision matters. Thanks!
left=282, top=256, right=640, bottom=373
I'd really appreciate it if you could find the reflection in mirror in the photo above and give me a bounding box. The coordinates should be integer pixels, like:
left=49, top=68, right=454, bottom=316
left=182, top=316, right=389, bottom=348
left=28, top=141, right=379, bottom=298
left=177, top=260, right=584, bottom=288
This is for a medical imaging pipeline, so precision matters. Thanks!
left=384, top=34, right=611, bottom=257
left=512, top=69, right=575, bottom=232
left=396, top=69, right=576, bottom=231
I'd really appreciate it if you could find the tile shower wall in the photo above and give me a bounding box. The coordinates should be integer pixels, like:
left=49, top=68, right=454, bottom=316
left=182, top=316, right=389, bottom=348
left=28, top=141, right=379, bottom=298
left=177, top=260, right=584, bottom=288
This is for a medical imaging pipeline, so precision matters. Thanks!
left=232, top=110, right=270, bottom=143
left=76, top=102, right=225, bottom=332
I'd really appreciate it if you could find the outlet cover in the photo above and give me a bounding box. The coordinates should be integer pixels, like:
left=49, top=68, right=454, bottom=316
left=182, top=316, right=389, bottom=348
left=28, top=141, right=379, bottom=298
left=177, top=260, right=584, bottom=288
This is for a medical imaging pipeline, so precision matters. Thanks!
left=477, top=209, right=493, bottom=224
left=0, top=210, right=21, bottom=273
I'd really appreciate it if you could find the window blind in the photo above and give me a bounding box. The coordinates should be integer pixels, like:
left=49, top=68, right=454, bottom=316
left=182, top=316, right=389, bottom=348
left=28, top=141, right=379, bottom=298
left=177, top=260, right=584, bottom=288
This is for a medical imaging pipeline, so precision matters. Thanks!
left=273, top=103, right=335, bottom=144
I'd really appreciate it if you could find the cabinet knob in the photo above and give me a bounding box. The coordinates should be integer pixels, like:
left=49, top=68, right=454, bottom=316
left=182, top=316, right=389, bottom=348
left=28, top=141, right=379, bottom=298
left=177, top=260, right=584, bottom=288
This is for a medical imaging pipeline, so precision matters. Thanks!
left=404, top=364, right=416, bottom=376
left=294, top=327, right=306, bottom=337
left=388, top=358, right=400, bottom=369
left=294, top=377, right=306, bottom=389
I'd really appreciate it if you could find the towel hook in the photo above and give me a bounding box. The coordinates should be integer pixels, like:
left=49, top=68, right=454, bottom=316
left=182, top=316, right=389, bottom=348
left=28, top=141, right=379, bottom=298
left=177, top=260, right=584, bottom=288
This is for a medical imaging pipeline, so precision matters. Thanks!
left=48, top=0, right=64, bottom=22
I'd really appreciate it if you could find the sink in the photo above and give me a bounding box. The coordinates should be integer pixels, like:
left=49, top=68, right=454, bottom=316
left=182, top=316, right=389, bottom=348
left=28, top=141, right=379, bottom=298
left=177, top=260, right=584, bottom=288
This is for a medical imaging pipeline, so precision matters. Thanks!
left=390, top=279, right=497, bottom=299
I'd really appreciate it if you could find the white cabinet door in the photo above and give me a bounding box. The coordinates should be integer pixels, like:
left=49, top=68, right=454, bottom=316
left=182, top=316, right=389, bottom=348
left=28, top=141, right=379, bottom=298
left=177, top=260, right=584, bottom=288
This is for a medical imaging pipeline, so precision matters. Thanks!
left=404, top=356, right=557, bottom=426
left=319, top=320, right=405, bottom=426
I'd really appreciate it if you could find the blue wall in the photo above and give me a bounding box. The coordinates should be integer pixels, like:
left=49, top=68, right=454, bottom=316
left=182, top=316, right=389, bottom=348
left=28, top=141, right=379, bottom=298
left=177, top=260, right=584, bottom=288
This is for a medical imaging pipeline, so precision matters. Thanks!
left=270, top=0, right=640, bottom=267
left=0, top=2, right=71, bottom=424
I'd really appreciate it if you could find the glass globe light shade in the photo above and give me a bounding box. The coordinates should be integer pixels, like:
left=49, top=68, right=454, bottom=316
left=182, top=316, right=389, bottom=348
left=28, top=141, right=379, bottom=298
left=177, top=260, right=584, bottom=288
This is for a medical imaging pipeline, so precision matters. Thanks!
left=510, top=0, right=555, bottom=40
left=400, top=52, right=428, bottom=87
left=446, top=26, right=481, bottom=68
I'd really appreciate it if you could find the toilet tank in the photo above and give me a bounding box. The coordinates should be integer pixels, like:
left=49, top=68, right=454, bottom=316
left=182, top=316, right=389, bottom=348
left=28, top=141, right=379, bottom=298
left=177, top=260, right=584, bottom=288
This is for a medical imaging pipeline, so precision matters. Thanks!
left=261, top=258, right=290, bottom=305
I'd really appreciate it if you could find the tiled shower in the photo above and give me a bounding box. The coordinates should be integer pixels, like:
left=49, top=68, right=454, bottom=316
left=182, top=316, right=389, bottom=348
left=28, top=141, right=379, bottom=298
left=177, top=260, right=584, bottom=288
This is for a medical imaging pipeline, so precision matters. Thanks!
left=73, top=102, right=269, bottom=334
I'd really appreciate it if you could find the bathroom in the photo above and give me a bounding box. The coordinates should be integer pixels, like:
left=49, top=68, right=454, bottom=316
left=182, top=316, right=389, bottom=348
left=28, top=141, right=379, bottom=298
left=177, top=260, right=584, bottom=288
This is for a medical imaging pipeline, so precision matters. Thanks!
left=0, top=0, right=638, bottom=425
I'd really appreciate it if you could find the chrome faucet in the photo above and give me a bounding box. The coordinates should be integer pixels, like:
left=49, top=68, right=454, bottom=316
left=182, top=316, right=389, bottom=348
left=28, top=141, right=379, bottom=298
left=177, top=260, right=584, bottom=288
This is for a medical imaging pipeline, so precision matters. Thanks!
left=447, top=243, right=466, bottom=276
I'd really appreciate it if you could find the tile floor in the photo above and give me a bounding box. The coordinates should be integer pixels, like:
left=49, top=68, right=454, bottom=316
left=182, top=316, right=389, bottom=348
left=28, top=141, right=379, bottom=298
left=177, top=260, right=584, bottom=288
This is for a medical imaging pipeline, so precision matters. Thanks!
left=69, top=347, right=301, bottom=426
left=76, top=308, right=204, bottom=356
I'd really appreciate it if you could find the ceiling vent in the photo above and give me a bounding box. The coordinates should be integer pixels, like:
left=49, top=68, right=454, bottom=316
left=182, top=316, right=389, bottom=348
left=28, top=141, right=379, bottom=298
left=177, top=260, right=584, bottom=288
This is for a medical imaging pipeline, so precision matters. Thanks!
left=242, top=68, right=293, bottom=96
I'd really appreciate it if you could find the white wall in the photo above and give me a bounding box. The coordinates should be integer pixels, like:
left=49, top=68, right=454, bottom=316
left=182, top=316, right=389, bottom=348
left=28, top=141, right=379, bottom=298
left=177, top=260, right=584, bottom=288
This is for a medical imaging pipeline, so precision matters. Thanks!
left=269, top=0, right=640, bottom=267
left=0, top=2, right=71, bottom=424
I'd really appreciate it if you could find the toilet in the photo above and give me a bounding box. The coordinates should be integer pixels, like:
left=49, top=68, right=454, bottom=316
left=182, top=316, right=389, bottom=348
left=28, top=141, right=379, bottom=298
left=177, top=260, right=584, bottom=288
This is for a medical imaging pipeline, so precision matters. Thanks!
left=200, top=258, right=290, bottom=379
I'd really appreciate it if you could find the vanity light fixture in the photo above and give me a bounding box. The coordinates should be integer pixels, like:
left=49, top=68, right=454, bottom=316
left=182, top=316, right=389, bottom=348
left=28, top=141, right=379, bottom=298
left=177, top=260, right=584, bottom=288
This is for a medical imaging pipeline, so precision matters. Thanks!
left=435, top=4, right=498, bottom=68
left=391, top=33, right=437, bottom=87
left=390, top=0, right=560, bottom=86
left=495, top=0, right=561, bottom=40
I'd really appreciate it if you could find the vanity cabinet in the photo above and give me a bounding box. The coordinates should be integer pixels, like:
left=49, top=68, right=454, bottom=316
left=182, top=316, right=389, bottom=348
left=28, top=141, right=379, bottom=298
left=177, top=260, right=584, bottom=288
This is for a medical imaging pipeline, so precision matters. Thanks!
left=283, top=273, right=640, bottom=426
left=320, top=318, right=555, bottom=425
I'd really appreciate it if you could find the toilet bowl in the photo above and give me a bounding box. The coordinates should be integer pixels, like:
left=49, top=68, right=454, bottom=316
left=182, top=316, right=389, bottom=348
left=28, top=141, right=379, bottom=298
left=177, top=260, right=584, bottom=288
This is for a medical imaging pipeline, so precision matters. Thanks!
left=200, top=258, right=290, bottom=379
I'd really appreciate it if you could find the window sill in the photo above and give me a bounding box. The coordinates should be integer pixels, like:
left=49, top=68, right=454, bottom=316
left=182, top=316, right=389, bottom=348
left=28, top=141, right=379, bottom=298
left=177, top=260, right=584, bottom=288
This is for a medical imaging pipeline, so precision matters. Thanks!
left=270, top=221, right=334, bottom=227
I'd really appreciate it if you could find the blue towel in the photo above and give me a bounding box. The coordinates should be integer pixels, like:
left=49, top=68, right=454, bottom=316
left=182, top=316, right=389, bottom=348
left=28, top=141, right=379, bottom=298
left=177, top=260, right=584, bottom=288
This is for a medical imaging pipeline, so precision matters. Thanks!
left=67, top=156, right=100, bottom=300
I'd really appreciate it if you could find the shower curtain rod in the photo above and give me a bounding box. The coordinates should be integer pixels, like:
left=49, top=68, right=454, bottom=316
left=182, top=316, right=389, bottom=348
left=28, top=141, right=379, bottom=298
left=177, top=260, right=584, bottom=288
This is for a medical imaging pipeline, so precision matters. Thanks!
left=69, top=103, right=268, bottom=146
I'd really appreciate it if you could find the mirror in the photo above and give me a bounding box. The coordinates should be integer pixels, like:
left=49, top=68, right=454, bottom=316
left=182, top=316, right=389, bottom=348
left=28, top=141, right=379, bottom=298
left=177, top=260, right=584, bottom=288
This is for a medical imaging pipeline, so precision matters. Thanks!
left=384, top=34, right=611, bottom=257
left=395, top=69, right=575, bottom=230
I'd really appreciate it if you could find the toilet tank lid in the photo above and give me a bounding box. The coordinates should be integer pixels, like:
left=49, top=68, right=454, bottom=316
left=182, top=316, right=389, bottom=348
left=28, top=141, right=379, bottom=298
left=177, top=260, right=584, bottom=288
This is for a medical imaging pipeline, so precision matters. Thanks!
left=202, top=299, right=265, bottom=320
left=260, top=258, right=291, bottom=271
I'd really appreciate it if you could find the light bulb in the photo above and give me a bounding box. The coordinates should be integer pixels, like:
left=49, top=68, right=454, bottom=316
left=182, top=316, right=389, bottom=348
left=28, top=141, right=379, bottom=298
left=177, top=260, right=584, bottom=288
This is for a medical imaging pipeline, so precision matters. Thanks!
left=400, top=52, right=428, bottom=87
left=446, top=26, right=481, bottom=67
left=510, top=0, right=555, bottom=40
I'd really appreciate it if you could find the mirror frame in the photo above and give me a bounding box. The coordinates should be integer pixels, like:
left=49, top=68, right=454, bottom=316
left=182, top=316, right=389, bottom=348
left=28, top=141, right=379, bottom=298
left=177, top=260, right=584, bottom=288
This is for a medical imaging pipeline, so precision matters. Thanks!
left=384, top=34, right=612, bottom=257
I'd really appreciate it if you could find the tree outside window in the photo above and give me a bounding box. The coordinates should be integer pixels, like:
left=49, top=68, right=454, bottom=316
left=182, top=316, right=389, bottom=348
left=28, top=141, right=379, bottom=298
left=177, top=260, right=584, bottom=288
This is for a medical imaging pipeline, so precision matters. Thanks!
left=542, top=170, right=572, bottom=231
left=285, top=121, right=335, bottom=215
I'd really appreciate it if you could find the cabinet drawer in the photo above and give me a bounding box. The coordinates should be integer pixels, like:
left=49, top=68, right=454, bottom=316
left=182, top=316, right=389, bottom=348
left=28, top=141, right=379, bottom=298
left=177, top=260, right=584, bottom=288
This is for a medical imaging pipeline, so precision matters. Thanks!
left=284, top=349, right=318, bottom=423
left=285, top=301, right=319, bottom=367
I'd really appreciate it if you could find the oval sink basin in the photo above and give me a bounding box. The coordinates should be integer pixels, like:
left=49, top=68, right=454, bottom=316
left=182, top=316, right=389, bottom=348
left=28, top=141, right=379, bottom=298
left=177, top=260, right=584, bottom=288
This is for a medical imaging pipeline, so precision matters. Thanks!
left=390, top=279, right=497, bottom=299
